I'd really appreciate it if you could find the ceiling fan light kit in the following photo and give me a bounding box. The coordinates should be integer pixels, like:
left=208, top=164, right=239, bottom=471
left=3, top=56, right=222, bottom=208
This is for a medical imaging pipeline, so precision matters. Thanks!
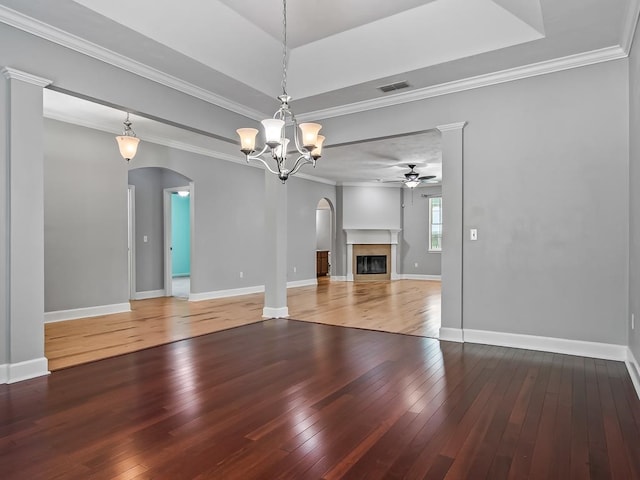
left=403, top=164, right=436, bottom=188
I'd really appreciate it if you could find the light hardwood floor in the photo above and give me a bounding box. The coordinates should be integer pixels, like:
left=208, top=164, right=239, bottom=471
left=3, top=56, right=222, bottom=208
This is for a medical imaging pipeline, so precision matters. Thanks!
left=45, top=278, right=441, bottom=371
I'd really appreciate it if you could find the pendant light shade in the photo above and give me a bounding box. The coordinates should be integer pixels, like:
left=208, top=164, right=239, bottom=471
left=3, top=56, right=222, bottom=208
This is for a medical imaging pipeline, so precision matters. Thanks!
left=115, top=113, right=140, bottom=162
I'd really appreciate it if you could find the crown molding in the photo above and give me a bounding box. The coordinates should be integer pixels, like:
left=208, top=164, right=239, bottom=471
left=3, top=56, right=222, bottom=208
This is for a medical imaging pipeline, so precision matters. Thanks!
left=437, top=122, right=467, bottom=132
left=300, top=46, right=627, bottom=121
left=340, top=182, right=402, bottom=188
left=621, top=0, right=640, bottom=54
left=1, top=67, right=51, bottom=86
left=0, top=5, right=266, bottom=121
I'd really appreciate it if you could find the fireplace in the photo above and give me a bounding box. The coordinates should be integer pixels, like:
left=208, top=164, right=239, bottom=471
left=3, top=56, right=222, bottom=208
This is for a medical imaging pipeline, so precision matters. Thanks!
left=356, top=255, right=387, bottom=275
left=352, top=244, right=391, bottom=281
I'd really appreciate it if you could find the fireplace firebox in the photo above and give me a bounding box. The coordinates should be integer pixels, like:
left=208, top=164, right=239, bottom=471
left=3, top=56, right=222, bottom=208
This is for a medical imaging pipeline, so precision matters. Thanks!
left=356, top=255, right=387, bottom=275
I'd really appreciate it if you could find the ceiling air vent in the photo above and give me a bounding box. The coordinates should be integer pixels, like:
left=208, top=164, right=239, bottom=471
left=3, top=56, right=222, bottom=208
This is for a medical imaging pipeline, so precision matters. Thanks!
left=378, top=81, right=410, bottom=93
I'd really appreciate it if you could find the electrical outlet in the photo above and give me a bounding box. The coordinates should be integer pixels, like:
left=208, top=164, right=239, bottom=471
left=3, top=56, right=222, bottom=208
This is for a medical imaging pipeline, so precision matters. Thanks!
left=414, top=263, right=418, bottom=268
left=143, top=235, right=148, bottom=243
left=239, top=271, right=244, bottom=279
left=293, top=266, right=297, bottom=273
left=470, top=229, right=478, bottom=241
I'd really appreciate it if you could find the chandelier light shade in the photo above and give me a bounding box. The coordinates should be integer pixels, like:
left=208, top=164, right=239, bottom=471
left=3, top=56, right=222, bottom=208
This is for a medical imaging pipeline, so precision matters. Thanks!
left=404, top=179, right=420, bottom=189
left=115, top=113, right=140, bottom=162
left=236, top=0, right=325, bottom=183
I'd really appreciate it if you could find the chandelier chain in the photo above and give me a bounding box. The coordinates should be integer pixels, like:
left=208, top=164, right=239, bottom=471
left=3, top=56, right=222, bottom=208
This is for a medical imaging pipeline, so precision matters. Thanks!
left=281, top=0, right=288, bottom=95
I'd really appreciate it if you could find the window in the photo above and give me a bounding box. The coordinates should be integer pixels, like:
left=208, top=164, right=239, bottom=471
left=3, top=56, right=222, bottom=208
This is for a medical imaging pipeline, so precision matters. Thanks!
left=429, top=197, right=442, bottom=252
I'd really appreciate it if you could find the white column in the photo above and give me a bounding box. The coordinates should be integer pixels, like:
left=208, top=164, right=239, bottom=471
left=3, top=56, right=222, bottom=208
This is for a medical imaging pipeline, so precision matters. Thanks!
left=437, top=122, right=466, bottom=342
left=262, top=170, right=289, bottom=318
left=1, top=67, right=52, bottom=383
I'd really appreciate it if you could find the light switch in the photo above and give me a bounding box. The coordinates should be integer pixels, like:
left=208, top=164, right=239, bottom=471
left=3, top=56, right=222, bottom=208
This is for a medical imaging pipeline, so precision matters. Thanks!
left=470, top=229, right=478, bottom=241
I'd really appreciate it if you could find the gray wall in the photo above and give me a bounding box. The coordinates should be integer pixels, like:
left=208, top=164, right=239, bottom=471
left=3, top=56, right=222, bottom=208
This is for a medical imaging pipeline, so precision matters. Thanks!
left=320, top=59, right=629, bottom=345
left=342, top=186, right=401, bottom=230
left=44, top=119, right=129, bottom=311
left=401, top=186, right=442, bottom=276
left=128, top=167, right=190, bottom=293
left=629, top=21, right=640, bottom=361
left=316, top=209, right=331, bottom=251
left=287, top=177, right=336, bottom=282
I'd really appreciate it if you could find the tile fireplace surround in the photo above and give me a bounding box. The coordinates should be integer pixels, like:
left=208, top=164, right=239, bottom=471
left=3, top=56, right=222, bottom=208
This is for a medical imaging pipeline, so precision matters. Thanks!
left=344, top=229, right=400, bottom=282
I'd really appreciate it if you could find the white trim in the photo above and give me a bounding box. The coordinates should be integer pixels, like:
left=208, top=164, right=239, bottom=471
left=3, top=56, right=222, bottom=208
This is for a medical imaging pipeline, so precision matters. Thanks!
left=263, top=306, right=289, bottom=318
left=621, top=0, right=640, bottom=54
left=135, top=289, right=165, bottom=300
left=189, top=285, right=265, bottom=302
left=189, top=280, right=318, bottom=302
left=331, top=276, right=348, bottom=282
left=299, top=47, right=626, bottom=121
left=340, top=182, right=401, bottom=188
left=463, top=329, right=627, bottom=361
left=0, top=364, right=7, bottom=384
left=44, top=302, right=131, bottom=323
left=128, top=185, right=136, bottom=301
left=437, top=122, right=468, bottom=133
left=6, top=357, right=49, bottom=384
left=287, top=279, right=318, bottom=288
left=400, top=274, right=441, bottom=281
left=1, top=67, right=51, bottom=86
left=439, top=327, right=464, bottom=343
left=0, top=5, right=266, bottom=120
left=627, top=348, right=640, bottom=400
left=163, top=188, right=173, bottom=297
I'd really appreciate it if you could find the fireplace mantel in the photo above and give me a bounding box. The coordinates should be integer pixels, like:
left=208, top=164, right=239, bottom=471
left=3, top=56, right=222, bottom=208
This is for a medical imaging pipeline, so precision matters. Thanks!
left=344, top=229, right=401, bottom=245
left=343, top=229, right=401, bottom=281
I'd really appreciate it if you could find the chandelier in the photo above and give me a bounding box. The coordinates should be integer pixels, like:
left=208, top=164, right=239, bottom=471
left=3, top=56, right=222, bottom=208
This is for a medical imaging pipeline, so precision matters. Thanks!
left=236, top=0, right=325, bottom=183
left=115, top=113, right=140, bottom=162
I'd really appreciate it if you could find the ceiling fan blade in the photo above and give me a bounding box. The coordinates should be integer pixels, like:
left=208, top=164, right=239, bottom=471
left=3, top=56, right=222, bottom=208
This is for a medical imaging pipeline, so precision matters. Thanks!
left=418, top=175, right=436, bottom=180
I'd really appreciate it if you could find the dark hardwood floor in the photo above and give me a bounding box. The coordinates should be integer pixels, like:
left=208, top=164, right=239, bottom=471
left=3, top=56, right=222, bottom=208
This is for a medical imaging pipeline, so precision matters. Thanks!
left=2, top=319, right=640, bottom=479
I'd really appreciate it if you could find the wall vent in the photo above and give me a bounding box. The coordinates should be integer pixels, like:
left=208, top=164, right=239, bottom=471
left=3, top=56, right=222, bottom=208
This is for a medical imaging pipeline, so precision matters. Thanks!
left=378, top=81, right=410, bottom=93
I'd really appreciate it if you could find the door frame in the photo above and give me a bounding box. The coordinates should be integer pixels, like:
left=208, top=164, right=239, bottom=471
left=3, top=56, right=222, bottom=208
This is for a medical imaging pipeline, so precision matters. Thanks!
left=127, top=185, right=136, bottom=300
left=163, top=183, right=193, bottom=297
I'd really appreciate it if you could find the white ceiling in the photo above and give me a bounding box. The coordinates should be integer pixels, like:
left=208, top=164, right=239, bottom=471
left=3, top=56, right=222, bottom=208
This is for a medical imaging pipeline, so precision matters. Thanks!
left=71, top=0, right=543, bottom=100
left=2, top=0, right=636, bottom=184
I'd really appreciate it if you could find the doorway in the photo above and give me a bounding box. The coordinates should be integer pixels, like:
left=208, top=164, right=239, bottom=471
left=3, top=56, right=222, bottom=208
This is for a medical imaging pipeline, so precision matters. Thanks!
left=164, top=186, right=192, bottom=298
left=315, top=198, right=333, bottom=278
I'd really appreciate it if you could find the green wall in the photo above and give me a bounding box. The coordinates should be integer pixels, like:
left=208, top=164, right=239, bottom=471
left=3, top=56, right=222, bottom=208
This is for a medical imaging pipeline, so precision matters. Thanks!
left=171, top=194, right=190, bottom=276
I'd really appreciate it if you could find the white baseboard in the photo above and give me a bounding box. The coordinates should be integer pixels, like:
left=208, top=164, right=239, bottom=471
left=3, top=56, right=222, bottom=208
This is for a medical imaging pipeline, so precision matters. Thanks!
left=331, top=276, right=347, bottom=282
left=439, top=327, right=464, bottom=343
left=4, top=357, right=50, bottom=384
left=400, top=274, right=442, bottom=281
left=463, top=329, right=627, bottom=361
left=0, top=364, right=7, bottom=383
left=44, top=302, right=131, bottom=323
left=263, top=306, right=289, bottom=318
left=627, top=347, right=640, bottom=400
left=189, top=285, right=264, bottom=302
left=190, top=280, right=318, bottom=302
left=287, top=279, right=318, bottom=288
left=135, top=289, right=165, bottom=300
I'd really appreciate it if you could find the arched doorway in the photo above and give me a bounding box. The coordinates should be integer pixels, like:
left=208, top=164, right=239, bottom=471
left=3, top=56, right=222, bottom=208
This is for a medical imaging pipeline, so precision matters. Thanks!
left=315, top=198, right=334, bottom=280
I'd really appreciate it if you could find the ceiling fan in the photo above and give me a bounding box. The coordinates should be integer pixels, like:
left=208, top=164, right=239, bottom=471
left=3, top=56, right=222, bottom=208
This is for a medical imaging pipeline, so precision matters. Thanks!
left=401, top=164, right=437, bottom=188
